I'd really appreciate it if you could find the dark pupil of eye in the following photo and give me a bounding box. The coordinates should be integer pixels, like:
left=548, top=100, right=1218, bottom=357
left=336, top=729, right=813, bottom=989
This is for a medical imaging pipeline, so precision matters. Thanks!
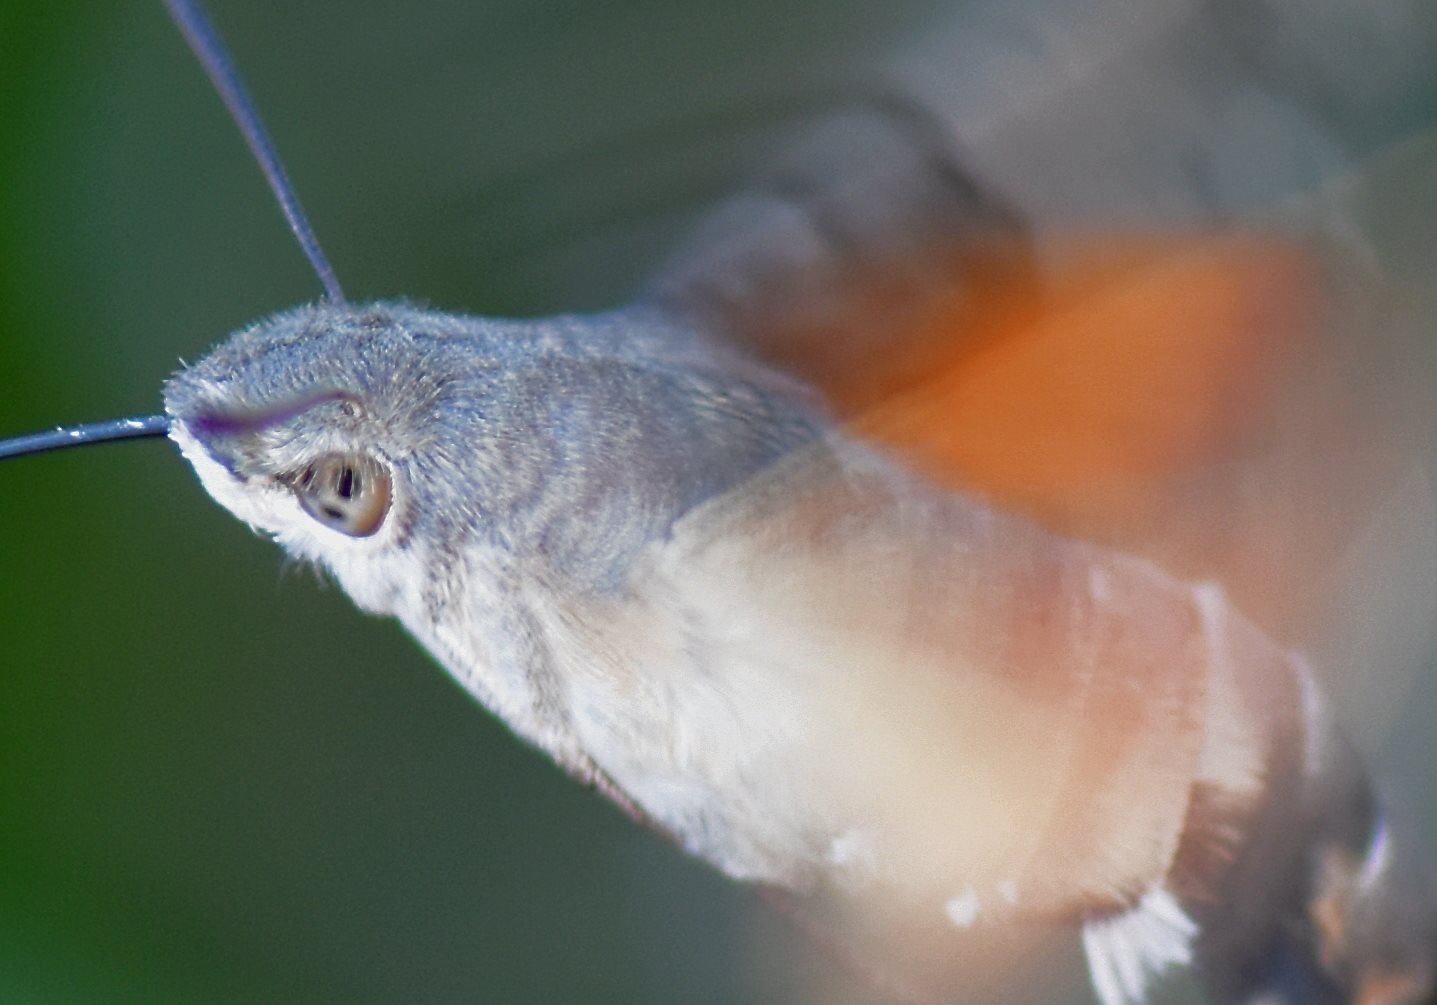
left=287, top=453, right=389, bottom=536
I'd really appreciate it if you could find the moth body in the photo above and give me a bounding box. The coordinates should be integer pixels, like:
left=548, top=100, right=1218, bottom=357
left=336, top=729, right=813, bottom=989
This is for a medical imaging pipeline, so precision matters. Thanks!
left=72, top=0, right=1437, bottom=1002
left=164, top=294, right=1434, bottom=1004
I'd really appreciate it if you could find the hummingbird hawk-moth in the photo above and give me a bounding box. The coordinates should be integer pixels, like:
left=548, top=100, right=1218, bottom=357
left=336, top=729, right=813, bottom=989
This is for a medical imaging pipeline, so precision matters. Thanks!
left=3, top=2, right=1436, bottom=1003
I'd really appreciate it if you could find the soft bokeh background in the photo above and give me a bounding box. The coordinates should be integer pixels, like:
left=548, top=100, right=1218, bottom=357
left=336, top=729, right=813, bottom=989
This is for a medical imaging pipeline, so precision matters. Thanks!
left=0, top=2, right=1432, bottom=1003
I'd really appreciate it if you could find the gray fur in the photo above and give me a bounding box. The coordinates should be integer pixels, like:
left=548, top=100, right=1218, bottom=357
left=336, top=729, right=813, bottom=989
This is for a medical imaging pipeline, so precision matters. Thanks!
left=165, top=301, right=823, bottom=590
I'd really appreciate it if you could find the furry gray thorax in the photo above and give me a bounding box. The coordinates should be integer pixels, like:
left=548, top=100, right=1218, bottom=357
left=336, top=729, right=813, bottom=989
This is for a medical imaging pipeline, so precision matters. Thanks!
left=163, top=299, right=825, bottom=591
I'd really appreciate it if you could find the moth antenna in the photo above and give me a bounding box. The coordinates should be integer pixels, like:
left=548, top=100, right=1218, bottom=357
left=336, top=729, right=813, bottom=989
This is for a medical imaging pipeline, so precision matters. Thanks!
left=162, top=0, right=346, bottom=304
left=0, top=415, right=171, bottom=461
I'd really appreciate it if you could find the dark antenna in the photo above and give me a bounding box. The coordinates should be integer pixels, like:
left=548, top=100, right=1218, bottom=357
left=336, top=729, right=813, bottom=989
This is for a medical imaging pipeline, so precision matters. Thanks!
left=162, top=0, right=346, bottom=303
left=3, top=0, right=343, bottom=462
left=0, top=416, right=172, bottom=461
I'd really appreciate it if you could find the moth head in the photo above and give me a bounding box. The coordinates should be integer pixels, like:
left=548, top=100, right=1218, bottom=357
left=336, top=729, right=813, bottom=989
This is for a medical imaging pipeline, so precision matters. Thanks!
left=162, top=300, right=526, bottom=613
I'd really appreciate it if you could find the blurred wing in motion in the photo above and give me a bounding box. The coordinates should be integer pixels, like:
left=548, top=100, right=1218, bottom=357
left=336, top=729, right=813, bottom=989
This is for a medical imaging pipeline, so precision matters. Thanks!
left=643, top=0, right=1437, bottom=1002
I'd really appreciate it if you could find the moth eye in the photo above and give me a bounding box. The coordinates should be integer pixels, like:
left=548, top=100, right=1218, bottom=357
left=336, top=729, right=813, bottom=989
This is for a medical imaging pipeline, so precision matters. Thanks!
left=287, top=452, right=391, bottom=537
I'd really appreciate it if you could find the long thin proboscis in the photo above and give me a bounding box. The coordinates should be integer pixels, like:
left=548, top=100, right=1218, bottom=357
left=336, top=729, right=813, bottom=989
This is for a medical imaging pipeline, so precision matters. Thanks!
left=161, top=0, right=346, bottom=304
left=0, top=415, right=172, bottom=461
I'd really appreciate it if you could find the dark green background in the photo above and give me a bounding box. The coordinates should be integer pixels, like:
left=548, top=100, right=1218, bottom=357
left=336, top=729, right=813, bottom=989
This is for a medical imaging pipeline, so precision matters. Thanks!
left=0, top=2, right=1431, bottom=1003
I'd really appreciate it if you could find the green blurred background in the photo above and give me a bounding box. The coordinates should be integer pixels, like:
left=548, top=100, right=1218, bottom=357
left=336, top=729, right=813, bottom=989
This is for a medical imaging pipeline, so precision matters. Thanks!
left=0, top=2, right=1432, bottom=1003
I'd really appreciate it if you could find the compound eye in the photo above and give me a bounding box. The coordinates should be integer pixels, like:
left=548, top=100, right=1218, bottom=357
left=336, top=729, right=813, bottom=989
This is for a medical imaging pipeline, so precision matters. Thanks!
left=289, top=453, right=391, bottom=537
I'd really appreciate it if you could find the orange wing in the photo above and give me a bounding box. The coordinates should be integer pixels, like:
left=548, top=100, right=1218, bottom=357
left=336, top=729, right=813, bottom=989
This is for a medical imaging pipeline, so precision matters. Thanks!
left=788, top=233, right=1431, bottom=651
